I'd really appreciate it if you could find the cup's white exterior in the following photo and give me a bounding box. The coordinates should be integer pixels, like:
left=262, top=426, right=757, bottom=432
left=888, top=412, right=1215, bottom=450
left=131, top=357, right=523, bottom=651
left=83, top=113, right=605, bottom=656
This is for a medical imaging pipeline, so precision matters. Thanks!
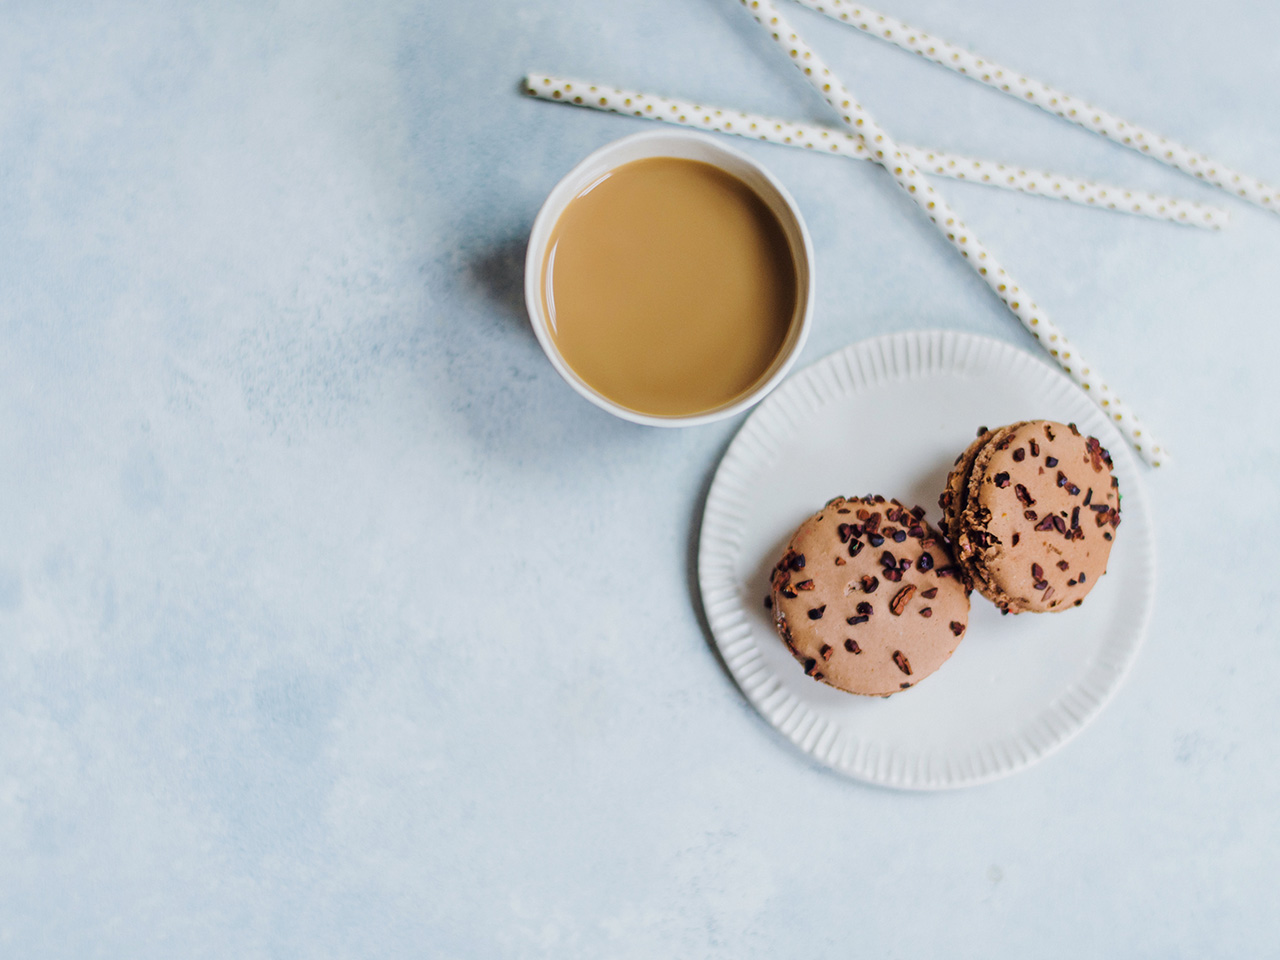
left=524, top=130, right=815, bottom=427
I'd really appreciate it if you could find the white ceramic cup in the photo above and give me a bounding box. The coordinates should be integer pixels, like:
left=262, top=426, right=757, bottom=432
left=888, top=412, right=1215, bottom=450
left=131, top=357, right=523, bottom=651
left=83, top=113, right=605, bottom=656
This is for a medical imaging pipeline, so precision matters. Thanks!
left=524, top=130, right=815, bottom=427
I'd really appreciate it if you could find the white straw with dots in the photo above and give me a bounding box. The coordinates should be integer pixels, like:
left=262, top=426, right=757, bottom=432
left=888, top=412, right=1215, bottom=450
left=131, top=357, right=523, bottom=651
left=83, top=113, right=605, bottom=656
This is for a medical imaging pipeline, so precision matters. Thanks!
left=740, top=0, right=1168, bottom=466
left=525, top=74, right=1227, bottom=229
left=792, top=0, right=1279, bottom=216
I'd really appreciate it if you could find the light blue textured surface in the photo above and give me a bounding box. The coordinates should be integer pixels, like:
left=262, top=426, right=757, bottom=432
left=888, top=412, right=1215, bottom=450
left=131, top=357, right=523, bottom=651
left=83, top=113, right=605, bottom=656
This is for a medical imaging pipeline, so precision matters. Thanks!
left=2, top=0, right=1278, bottom=956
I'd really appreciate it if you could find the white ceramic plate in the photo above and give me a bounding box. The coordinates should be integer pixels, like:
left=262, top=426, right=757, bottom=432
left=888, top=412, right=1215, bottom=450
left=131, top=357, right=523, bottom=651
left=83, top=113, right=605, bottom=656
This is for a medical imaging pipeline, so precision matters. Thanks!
left=698, top=330, right=1155, bottom=789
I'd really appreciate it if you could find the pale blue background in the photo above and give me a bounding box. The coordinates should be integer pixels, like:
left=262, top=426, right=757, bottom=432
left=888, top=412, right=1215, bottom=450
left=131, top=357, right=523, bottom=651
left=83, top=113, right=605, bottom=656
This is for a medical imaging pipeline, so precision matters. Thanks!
left=2, top=0, right=1278, bottom=956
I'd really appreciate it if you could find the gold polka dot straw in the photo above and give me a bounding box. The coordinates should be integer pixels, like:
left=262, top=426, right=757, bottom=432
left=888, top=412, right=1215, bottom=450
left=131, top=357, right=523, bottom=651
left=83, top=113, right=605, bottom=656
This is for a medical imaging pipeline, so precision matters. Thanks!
left=794, top=0, right=1280, bottom=216
left=524, top=73, right=1228, bottom=229
left=740, top=0, right=1168, bottom=466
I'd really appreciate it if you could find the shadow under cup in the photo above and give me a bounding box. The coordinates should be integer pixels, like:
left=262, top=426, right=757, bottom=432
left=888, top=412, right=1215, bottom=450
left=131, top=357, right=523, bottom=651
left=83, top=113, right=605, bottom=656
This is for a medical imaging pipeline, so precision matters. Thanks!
left=524, top=130, right=815, bottom=426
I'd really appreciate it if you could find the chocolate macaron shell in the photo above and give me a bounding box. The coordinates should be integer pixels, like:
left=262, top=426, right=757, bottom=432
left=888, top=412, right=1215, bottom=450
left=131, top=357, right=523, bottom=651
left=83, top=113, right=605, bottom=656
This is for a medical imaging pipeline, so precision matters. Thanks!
left=770, top=496, right=970, bottom=697
left=967, top=421, right=1120, bottom=613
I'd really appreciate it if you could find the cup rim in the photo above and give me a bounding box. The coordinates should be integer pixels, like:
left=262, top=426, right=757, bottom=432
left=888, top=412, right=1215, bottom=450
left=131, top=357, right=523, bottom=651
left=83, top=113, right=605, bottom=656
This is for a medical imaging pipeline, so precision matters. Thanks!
left=523, top=129, right=815, bottom=427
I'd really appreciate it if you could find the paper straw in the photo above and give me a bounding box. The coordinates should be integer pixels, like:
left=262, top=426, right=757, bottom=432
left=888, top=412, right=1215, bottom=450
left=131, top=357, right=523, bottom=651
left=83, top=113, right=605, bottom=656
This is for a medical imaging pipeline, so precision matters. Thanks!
left=525, top=74, right=1228, bottom=229
left=740, top=0, right=1168, bottom=466
left=792, top=0, right=1280, bottom=216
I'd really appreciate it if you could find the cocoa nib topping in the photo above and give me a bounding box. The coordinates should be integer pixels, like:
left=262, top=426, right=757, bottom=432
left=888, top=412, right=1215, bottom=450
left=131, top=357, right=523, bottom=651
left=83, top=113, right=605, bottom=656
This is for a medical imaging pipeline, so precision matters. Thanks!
left=856, top=602, right=873, bottom=615
left=935, top=565, right=960, bottom=578
left=838, top=523, right=854, bottom=542
left=994, top=472, right=1011, bottom=488
left=950, top=620, right=966, bottom=636
left=848, top=539, right=864, bottom=557
left=1071, top=506, right=1080, bottom=529
left=1085, top=436, right=1111, bottom=473
left=846, top=615, right=869, bottom=625
left=1044, top=424, right=1056, bottom=441
left=1011, top=533, right=1020, bottom=546
left=813, top=672, right=825, bottom=681
left=1031, top=562, right=1044, bottom=580
left=1015, top=484, right=1035, bottom=507
left=1104, top=531, right=1113, bottom=540
left=861, top=575, right=880, bottom=593
left=908, top=524, right=924, bottom=539
left=1034, top=516, right=1055, bottom=531
left=889, top=584, right=916, bottom=615
left=996, top=434, right=1015, bottom=450
left=789, top=554, right=806, bottom=571
left=1090, top=503, right=1110, bottom=512
left=1079, top=572, right=1087, bottom=583
left=1029, top=438, right=1040, bottom=456
left=880, top=551, right=897, bottom=568
left=804, top=658, right=818, bottom=675
left=1042, top=586, right=1055, bottom=601
left=856, top=509, right=870, bottom=520
left=1045, top=456, right=1059, bottom=467
left=1034, top=579, right=1049, bottom=591
left=845, top=638, right=862, bottom=654
left=1068, top=422, right=1080, bottom=436
left=1083, top=487, right=1094, bottom=506
left=1052, top=516, right=1067, bottom=534
left=795, top=579, right=815, bottom=591
left=919, top=607, right=933, bottom=617
left=863, top=513, right=881, bottom=533
left=977, top=424, right=990, bottom=436
left=808, top=605, right=826, bottom=620
left=1057, top=560, right=1071, bottom=571
left=884, top=568, right=904, bottom=582
left=892, top=530, right=907, bottom=543
left=820, top=643, right=833, bottom=661
left=921, top=587, right=938, bottom=599
left=910, top=505, right=926, bottom=519
left=1012, top=447, right=1026, bottom=461
left=917, top=552, right=934, bottom=572
left=835, top=557, right=847, bottom=566
left=1023, top=510, right=1037, bottom=521
left=892, top=650, right=913, bottom=675
left=900, top=682, right=912, bottom=689
left=867, top=534, right=885, bottom=547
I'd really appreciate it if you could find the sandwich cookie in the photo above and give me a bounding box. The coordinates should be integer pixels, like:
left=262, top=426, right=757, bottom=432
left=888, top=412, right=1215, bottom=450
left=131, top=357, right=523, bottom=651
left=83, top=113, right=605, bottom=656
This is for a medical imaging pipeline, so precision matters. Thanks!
left=769, top=495, right=970, bottom=696
left=940, top=420, right=1121, bottom=613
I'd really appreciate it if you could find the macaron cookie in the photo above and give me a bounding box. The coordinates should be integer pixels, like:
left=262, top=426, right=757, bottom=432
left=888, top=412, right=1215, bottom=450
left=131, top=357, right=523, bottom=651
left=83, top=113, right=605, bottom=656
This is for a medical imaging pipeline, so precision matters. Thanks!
left=769, top=495, right=970, bottom=696
left=940, top=420, right=1121, bottom=613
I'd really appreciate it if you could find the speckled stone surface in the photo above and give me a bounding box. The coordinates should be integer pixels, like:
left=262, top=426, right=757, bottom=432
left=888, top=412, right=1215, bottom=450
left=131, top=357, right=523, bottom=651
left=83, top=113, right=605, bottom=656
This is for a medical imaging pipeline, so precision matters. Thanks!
left=1, top=0, right=1278, bottom=955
